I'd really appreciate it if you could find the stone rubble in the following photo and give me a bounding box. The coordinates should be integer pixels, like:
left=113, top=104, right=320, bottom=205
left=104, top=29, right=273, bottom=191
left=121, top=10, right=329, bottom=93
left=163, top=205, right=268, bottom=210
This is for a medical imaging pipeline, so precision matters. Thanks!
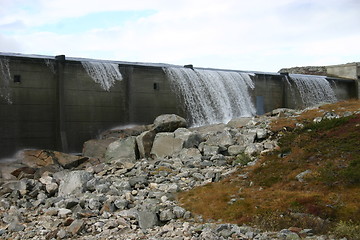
left=0, top=111, right=355, bottom=240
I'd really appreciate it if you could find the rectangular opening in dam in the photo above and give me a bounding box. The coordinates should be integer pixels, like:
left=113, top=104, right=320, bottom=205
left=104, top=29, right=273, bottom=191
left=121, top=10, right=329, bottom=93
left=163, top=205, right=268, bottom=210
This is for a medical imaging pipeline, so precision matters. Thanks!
left=14, top=75, right=21, bottom=83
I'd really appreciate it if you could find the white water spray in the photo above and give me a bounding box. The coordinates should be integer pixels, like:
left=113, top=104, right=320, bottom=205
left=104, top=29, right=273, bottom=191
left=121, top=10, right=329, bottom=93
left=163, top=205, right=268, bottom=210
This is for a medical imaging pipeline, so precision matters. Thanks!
left=0, top=58, right=12, bottom=104
left=81, top=61, right=123, bottom=91
left=289, top=74, right=337, bottom=107
left=164, top=67, right=256, bottom=126
left=44, top=58, right=56, bottom=74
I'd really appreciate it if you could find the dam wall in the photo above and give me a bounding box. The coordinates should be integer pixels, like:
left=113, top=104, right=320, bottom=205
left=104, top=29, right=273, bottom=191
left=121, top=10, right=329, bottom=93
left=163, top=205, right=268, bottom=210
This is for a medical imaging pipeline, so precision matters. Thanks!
left=0, top=53, right=357, bottom=158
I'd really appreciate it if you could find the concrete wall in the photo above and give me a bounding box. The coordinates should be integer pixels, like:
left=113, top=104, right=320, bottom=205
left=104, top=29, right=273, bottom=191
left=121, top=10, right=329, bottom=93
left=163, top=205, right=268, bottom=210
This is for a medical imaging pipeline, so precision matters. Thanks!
left=326, top=63, right=359, bottom=80
left=127, top=66, right=184, bottom=124
left=0, top=54, right=357, bottom=158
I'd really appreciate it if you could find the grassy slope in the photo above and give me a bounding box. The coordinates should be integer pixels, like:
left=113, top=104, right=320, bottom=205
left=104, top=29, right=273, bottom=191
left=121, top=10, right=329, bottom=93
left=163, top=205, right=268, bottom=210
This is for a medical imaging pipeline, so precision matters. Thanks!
left=178, top=100, right=360, bottom=236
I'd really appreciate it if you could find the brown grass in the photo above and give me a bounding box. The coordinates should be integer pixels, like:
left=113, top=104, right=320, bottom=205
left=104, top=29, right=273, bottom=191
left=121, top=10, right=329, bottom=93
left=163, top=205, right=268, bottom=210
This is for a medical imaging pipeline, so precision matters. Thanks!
left=177, top=100, right=360, bottom=234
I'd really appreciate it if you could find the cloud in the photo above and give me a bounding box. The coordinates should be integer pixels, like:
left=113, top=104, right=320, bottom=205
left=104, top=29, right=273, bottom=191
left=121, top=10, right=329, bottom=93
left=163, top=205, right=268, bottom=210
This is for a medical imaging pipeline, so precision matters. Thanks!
left=1, top=0, right=359, bottom=71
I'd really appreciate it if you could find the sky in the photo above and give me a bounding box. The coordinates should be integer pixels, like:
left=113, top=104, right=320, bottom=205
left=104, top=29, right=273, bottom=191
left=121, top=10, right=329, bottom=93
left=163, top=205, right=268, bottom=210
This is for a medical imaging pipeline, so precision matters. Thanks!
left=0, top=0, right=359, bottom=72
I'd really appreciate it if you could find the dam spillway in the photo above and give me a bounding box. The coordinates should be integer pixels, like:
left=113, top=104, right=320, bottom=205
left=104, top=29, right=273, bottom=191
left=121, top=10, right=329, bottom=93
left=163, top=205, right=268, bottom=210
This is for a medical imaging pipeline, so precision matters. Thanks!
left=0, top=53, right=358, bottom=158
left=164, top=67, right=255, bottom=126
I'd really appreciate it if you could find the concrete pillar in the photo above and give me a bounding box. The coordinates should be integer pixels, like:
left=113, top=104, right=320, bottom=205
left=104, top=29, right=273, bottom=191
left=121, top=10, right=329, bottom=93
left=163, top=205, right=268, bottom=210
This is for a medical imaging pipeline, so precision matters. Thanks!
left=55, top=55, right=68, bottom=152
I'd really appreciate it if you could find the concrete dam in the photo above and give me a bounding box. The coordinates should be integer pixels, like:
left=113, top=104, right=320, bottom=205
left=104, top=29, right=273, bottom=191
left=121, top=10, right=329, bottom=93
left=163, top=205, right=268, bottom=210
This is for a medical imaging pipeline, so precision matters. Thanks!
left=0, top=53, right=358, bottom=158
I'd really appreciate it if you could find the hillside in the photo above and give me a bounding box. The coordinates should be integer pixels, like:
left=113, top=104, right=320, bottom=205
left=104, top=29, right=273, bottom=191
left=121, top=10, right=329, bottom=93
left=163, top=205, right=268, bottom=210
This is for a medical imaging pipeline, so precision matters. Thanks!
left=178, top=100, right=360, bottom=239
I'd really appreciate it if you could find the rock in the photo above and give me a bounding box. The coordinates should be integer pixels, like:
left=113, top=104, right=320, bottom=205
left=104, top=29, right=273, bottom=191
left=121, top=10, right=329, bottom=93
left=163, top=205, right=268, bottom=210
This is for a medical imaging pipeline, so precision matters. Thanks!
left=296, top=170, right=312, bottom=182
left=256, top=129, right=268, bottom=139
left=322, top=111, right=339, bottom=120
left=205, top=130, right=234, bottom=147
left=7, top=222, right=25, bottom=232
left=244, top=144, right=261, bottom=156
left=58, top=170, right=93, bottom=196
left=153, top=114, right=187, bottom=132
left=202, top=144, right=220, bottom=156
left=45, top=182, right=58, bottom=195
left=82, top=138, right=116, bottom=159
left=271, top=108, right=297, bottom=117
left=129, top=176, right=148, bottom=188
left=20, top=149, right=88, bottom=169
left=114, top=199, right=128, bottom=210
left=67, top=219, right=85, bottom=235
left=151, top=133, right=184, bottom=158
left=228, top=145, right=245, bottom=156
left=10, top=166, right=36, bottom=179
left=137, top=210, right=159, bottom=229
left=226, top=117, right=252, bottom=128
left=58, top=208, right=72, bottom=218
left=173, top=206, right=186, bottom=218
left=159, top=208, right=175, bottom=221
left=177, top=148, right=202, bottom=162
left=136, top=130, right=156, bottom=158
left=235, top=130, right=256, bottom=146
left=100, top=124, right=151, bottom=139
left=174, top=128, right=203, bottom=148
left=105, top=136, right=139, bottom=163
left=88, top=198, right=102, bottom=210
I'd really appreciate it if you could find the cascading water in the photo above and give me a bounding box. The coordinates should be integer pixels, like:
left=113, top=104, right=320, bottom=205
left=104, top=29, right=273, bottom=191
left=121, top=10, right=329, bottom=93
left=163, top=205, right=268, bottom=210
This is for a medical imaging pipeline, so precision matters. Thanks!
left=164, top=67, right=256, bottom=126
left=44, top=58, right=56, bottom=74
left=0, top=57, right=12, bottom=104
left=289, top=74, right=337, bottom=107
left=81, top=61, right=123, bottom=91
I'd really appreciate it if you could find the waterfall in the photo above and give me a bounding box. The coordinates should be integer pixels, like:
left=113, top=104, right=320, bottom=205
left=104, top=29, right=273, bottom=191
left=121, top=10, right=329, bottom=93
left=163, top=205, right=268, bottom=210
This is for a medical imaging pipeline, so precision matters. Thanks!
left=164, top=67, right=256, bottom=126
left=44, top=58, right=56, bottom=74
left=81, top=61, right=123, bottom=91
left=289, top=74, right=337, bottom=107
left=0, top=57, right=12, bottom=104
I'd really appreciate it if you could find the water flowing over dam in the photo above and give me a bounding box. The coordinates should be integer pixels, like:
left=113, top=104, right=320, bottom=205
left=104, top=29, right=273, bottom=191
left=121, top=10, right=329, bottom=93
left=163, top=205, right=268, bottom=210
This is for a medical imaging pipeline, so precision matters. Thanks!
left=0, top=57, right=12, bottom=104
left=164, top=67, right=255, bottom=126
left=81, top=61, right=123, bottom=91
left=288, top=74, right=337, bottom=107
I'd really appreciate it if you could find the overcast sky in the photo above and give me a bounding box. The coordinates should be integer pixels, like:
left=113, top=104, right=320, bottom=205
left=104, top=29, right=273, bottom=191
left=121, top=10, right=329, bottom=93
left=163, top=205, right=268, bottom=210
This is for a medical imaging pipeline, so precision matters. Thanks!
left=0, top=0, right=359, bottom=72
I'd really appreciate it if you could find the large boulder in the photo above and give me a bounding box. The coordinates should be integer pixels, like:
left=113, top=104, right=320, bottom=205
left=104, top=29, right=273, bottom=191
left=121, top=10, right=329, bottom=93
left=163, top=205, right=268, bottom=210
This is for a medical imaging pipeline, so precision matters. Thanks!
left=19, top=150, right=88, bottom=169
left=58, top=170, right=93, bottom=196
left=153, top=114, right=187, bottom=132
left=136, top=130, right=156, bottom=158
left=226, top=117, right=252, bottom=128
left=205, top=130, right=234, bottom=148
left=82, top=138, right=117, bottom=160
left=174, top=128, right=203, bottom=148
left=151, top=133, right=184, bottom=158
left=99, top=125, right=151, bottom=139
left=105, top=136, right=139, bottom=163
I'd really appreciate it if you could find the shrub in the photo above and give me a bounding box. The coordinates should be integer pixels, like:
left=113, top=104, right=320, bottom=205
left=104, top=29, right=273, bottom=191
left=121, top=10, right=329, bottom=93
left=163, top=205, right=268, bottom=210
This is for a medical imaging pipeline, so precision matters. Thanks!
left=333, top=221, right=360, bottom=240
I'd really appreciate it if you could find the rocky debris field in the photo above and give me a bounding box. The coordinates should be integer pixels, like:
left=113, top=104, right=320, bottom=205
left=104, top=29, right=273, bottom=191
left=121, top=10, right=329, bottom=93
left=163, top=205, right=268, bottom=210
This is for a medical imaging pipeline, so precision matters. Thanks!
left=0, top=107, right=357, bottom=240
